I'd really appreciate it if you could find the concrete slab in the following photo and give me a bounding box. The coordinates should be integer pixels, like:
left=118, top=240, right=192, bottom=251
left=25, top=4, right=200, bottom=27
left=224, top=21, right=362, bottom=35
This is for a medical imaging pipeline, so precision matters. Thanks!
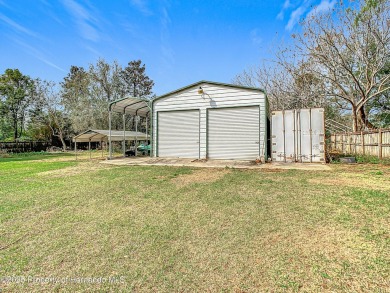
left=100, top=157, right=331, bottom=171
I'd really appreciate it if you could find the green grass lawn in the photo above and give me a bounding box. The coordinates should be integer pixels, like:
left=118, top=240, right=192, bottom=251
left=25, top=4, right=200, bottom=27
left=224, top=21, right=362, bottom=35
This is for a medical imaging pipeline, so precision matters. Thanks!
left=0, top=154, right=389, bottom=292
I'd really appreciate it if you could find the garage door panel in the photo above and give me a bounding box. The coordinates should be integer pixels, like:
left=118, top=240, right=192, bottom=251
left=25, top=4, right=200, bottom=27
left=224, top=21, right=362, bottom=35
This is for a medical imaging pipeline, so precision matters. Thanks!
left=208, top=106, right=260, bottom=160
left=158, top=110, right=199, bottom=158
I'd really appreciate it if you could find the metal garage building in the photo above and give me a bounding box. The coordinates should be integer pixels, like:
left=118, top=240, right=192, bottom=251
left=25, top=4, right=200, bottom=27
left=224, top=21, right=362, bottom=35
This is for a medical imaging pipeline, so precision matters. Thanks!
left=152, top=81, right=270, bottom=160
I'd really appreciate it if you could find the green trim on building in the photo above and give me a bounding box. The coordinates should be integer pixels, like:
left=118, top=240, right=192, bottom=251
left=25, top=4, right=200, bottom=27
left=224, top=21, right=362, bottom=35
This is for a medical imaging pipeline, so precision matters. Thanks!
left=108, top=96, right=150, bottom=112
left=152, top=80, right=266, bottom=104
left=206, top=109, right=209, bottom=159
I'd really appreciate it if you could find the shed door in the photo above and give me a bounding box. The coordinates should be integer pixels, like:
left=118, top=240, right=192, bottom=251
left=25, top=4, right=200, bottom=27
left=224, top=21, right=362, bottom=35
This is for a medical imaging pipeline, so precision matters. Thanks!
left=158, top=110, right=200, bottom=158
left=298, top=108, right=325, bottom=163
left=208, top=106, right=260, bottom=160
left=271, top=110, right=297, bottom=162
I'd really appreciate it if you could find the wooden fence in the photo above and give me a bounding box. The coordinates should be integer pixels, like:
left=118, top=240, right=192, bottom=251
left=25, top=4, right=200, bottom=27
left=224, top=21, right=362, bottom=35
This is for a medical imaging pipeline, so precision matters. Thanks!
left=0, top=141, right=50, bottom=153
left=329, top=129, right=390, bottom=158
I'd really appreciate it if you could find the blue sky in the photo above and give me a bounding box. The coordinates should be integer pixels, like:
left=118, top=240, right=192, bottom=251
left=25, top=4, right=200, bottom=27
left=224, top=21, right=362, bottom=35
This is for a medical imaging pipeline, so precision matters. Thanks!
left=0, top=0, right=336, bottom=95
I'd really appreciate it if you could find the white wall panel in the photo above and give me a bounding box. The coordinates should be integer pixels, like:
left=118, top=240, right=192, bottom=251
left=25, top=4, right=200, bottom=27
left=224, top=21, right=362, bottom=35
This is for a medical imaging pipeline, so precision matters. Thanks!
left=271, top=108, right=325, bottom=163
left=157, top=110, right=199, bottom=158
left=208, top=106, right=260, bottom=160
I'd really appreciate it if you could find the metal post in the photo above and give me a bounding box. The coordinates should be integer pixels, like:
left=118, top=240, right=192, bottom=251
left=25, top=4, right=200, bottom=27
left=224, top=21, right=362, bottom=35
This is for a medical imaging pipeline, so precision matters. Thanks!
left=145, top=115, right=148, bottom=156
left=378, top=129, right=382, bottom=159
left=293, top=109, right=296, bottom=162
left=309, top=108, right=312, bottom=163
left=298, top=110, right=302, bottom=162
left=101, top=139, right=104, bottom=158
left=89, top=139, right=91, bottom=160
left=282, top=110, right=286, bottom=163
left=123, top=113, right=126, bottom=157
left=109, top=110, right=112, bottom=159
left=75, top=140, right=77, bottom=160
left=135, top=115, right=138, bottom=157
left=148, top=109, right=153, bottom=158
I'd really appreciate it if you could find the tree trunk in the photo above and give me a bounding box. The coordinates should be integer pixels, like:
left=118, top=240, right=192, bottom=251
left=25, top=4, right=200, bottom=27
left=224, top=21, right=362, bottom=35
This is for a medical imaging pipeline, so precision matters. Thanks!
left=58, top=132, right=67, bottom=152
left=358, top=106, right=376, bottom=130
left=352, top=106, right=358, bottom=132
left=13, top=118, right=18, bottom=140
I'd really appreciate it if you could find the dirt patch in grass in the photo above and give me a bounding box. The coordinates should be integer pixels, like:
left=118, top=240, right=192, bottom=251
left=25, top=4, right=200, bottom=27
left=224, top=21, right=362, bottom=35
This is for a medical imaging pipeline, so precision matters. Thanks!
left=41, top=156, right=107, bottom=163
left=309, top=172, right=390, bottom=191
left=260, top=168, right=287, bottom=173
left=37, top=162, right=110, bottom=177
left=171, top=168, right=231, bottom=186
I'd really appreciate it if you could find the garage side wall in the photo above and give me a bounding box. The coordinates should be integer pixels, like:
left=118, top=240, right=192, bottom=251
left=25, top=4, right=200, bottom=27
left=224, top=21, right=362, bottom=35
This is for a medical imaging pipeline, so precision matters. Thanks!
left=152, top=83, right=267, bottom=159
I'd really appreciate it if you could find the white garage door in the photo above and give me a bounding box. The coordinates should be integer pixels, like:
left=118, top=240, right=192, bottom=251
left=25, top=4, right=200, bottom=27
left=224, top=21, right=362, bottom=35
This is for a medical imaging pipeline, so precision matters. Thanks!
left=208, top=106, right=260, bottom=160
left=158, top=110, right=200, bottom=158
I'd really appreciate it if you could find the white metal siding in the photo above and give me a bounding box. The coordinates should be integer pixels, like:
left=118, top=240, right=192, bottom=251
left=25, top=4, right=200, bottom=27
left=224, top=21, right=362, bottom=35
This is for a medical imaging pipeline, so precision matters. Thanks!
left=272, top=110, right=297, bottom=162
left=271, top=111, right=284, bottom=162
left=153, top=83, right=268, bottom=159
left=157, top=110, right=199, bottom=158
left=309, top=108, right=325, bottom=162
left=284, top=110, right=296, bottom=162
left=271, top=108, right=325, bottom=162
left=299, top=109, right=312, bottom=163
left=208, top=106, right=260, bottom=160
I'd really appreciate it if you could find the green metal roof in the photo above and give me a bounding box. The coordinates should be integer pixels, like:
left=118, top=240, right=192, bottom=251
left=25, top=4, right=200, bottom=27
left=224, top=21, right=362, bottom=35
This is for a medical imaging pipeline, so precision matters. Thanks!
left=73, top=129, right=148, bottom=142
left=152, top=80, right=266, bottom=104
left=108, top=96, right=150, bottom=116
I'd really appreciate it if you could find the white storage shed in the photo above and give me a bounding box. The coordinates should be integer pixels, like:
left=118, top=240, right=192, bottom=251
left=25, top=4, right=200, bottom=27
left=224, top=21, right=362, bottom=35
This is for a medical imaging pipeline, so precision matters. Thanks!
left=152, top=81, right=270, bottom=160
left=271, top=108, right=325, bottom=162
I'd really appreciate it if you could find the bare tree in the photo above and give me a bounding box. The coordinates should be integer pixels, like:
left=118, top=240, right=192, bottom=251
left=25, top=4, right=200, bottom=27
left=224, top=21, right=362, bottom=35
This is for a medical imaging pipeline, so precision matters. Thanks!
left=233, top=59, right=326, bottom=111
left=294, top=0, right=390, bottom=131
left=235, top=0, right=389, bottom=131
left=233, top=63, right=294, bottom=110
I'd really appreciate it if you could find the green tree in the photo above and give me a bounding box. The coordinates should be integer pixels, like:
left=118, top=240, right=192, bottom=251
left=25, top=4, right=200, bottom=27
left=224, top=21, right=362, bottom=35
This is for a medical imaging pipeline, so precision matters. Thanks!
left=0, top=69, right=35, bottom=140
left=61, top=66, right=93, bottom=132
left=89, top=59, right=124, bottom=129
left=120, top=60, right=154, bottom=98
left=34, top=79, right=69, bottom=151
left=0, top=113, right=12, bottom=140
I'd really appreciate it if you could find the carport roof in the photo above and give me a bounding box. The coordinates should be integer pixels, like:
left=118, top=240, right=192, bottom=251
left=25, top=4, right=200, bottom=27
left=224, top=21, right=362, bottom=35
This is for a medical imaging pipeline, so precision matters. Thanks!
left=73, top=129, right=148, bottom=142
left=109, top=97, right=150, bottom=117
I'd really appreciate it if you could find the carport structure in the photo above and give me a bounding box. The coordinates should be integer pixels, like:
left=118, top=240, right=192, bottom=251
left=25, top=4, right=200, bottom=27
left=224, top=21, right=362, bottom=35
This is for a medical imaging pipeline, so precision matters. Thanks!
left=108, top=97, right=151, bottom=159
left=73, top=129, right=148, bottom=159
